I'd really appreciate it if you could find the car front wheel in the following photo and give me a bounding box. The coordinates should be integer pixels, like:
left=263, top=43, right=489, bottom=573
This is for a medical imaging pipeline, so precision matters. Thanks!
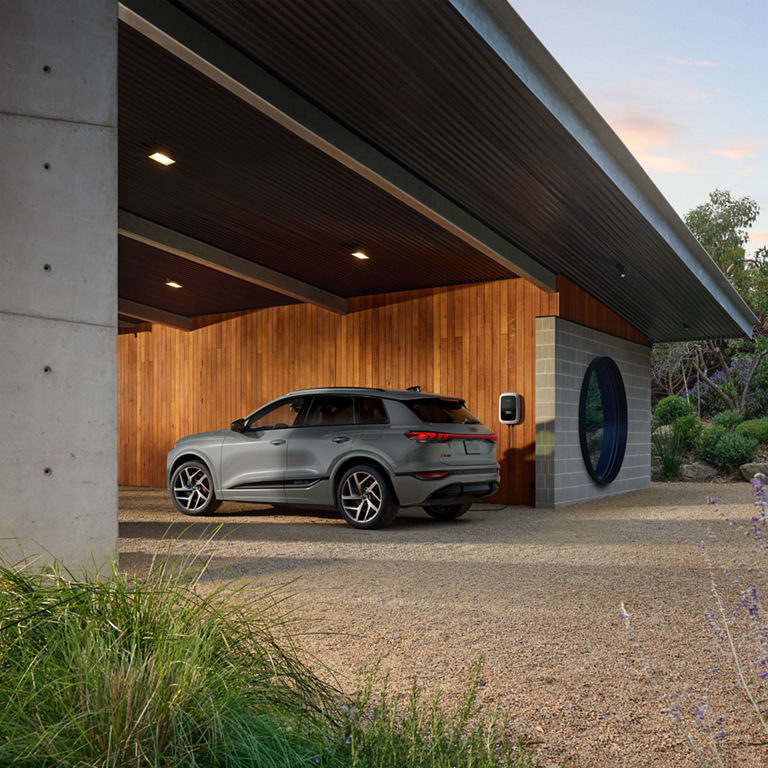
left=422, top=502, right=472, bottom=520
left=337, top=465, right=399, bottom=529
left=170, top=460, right=222, bottom=516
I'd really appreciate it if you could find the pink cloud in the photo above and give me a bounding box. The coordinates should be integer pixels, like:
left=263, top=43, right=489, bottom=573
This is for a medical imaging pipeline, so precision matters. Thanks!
left=636, top=154, right=695, bottom=174
left=708, top=138, right=764, bottom=161
left=749, top=231, right=768, bottom=248
left=665, top=56, right=721, bottom=69
left=605, top=112, right=679, bottom=155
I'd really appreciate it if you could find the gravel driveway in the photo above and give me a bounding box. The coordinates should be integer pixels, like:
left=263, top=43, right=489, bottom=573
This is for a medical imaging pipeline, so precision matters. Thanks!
left=119, top=483, right=767, bottom=767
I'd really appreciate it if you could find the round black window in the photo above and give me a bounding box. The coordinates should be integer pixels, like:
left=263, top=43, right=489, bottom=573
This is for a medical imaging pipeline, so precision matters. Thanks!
left=578, top=356, right=627, bottom=485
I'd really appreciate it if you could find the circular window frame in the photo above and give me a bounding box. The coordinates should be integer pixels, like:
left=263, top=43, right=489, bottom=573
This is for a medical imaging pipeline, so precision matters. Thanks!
left=578, top=356, right=628, bottom=485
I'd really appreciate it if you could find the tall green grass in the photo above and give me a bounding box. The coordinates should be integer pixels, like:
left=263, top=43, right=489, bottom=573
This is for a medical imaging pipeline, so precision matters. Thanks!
left=0, top=547, right=545, bottom=767
left=0, top=551, right=334, bottom=767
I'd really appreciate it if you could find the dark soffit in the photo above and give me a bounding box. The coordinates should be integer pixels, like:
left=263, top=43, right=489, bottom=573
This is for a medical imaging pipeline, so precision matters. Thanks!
left=118, top=22, right=514, bottom=310
left=118, top=236, right=299, bottom=316
left=161, top=0, right=753, bottom=342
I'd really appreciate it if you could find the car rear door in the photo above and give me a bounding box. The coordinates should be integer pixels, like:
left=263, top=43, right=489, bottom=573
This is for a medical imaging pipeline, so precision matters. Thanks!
left=283, top=394, right=356, bottom=505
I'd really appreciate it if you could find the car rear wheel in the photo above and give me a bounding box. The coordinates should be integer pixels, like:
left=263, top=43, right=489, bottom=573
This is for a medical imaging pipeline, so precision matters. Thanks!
left=423, top=502, right=472, bottom=520
left=170, top=460, right=222, bottom=516
left=337, top=465, right=399, bottom=529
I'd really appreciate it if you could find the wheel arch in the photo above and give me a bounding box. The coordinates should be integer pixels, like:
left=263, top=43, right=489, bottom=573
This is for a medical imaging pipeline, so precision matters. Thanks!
left=169, top=452, right=218, bottom=490
left=331, top=455, right=399, bottom=503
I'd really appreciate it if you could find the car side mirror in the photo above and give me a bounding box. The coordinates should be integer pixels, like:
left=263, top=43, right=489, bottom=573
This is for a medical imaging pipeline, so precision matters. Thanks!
left=230, top=418, right=246, bottom=433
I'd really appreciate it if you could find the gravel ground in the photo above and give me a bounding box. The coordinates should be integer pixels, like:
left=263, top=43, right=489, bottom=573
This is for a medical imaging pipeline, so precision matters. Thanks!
left=119, top=483, right=768, bottom=767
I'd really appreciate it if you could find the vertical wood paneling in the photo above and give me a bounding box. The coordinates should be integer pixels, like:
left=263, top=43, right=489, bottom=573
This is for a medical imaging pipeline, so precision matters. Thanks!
left=557, top=275, right=648, bottom=345
left=117, top=276, right=642, bottom=504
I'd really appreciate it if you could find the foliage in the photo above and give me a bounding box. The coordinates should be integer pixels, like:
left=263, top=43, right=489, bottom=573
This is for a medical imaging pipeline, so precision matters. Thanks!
left=651, top=427, right=686, bottom=479
left=0, top=551, right=542, bottom=768
left=712, top=431, right=758, bottom=472
left=711, top=409, right=744, bottom=430
left=321, top=665, right=548, bottom=768
left=671, top=414, right=702, bottom=450
left=656, top=191, right=768, bottom=419
left=687, top=354, right=768, bottom=420
left=735, top=418, right=768, bottom=444
left=684, top=189, right=759, bottom=289
left=694, top=424, right=727, bottom=464
left=0, top=553, right=335, bottom=767
left=654, top=395, right=694, bottom=426
left=652, top=343, right=698, bottom=401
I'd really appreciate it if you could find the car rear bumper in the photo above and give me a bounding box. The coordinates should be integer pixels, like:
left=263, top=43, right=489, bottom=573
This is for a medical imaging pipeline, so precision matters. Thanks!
left=421, top=480, right=500, bottom=505
left=392, top=467, right=500, bottom=507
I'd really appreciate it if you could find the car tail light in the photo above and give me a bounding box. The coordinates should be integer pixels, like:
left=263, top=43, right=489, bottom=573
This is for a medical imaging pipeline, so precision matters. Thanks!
left=416, top=471, right=449, bottom=479
left=404, top=431, right=497, bottom=443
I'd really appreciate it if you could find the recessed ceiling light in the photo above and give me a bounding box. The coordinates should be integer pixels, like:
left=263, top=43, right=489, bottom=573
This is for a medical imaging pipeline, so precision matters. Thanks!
left=165, top=279, right=183, bottom=289
left=351, top=250, right=369, bottom=260
left=149, top=151, right=175, bottom=166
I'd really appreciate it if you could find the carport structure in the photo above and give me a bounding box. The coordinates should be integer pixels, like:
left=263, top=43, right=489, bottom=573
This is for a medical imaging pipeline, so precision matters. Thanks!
left=1, top=0, right=755, bottom=569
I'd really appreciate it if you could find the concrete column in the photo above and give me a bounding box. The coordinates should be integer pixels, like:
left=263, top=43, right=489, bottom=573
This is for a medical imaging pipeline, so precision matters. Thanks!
left=0, top=1, right=118, bottom=570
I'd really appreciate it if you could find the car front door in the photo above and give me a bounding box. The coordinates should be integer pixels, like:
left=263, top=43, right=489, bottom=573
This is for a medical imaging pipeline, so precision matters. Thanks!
left=218, top=396, right=307, bottom=504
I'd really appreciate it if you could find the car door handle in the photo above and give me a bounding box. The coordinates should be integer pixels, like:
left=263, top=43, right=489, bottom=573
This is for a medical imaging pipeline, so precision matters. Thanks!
left=270, top=439, right=286, bottom=445
left=332, top=436, right=350, bottom=443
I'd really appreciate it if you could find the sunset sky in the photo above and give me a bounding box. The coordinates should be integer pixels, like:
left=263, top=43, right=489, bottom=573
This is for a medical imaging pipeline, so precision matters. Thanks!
left=511, top=0, right=768, bottom=251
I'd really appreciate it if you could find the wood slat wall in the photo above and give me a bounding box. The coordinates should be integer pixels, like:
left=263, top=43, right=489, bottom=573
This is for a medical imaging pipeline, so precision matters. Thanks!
left=117, top=277, right=647, bottom=504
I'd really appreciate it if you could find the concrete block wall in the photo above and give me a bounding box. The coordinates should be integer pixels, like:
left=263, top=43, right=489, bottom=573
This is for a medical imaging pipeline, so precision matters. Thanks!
left=535, top=316, right=650, bottom=507
left=0, top=1, right=118, bottom=571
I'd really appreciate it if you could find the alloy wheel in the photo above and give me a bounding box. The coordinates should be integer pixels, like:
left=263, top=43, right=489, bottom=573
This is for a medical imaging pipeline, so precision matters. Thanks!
left=340, top=470, right=383, bottom=524
left=173, top=465, right=213, bottom=513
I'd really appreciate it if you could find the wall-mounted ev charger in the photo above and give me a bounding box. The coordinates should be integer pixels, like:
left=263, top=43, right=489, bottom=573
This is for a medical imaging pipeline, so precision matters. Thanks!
left=498, top=392, right=522, bottom=425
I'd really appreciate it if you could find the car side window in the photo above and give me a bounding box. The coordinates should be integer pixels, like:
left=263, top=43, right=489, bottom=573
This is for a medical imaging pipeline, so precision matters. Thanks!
left=357, top=396, right=389, bottom=424
left=304, top=395, right=354, bottom=426
left=246, top=397, right=306, bottom=431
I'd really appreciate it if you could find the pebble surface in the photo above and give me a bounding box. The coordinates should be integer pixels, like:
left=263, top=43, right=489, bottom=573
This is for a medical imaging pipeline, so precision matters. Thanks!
left=119, top=483, right=768, bottom=767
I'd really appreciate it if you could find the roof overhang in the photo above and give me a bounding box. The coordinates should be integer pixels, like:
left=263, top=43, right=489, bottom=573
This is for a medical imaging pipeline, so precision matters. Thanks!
left=116, top=0, right=756, bottom=342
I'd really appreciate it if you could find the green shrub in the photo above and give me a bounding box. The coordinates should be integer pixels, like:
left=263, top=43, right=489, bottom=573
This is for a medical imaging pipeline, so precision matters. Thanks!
left=652, top=427, right=685, bottom=479
left=654, top=395, right=694, bottom=426
left=735, top=418, right=768, bottom=444
left=712, top=431, right=759, bottom=472
left=711, top=409, right=744, bottom=430
left=695, top=424, right=726, bottom=464
left=0, top=553, right=543, bottom=768
left=0, top=556, right=334, bottom=767
left=671, top=414, right=701, bottom=450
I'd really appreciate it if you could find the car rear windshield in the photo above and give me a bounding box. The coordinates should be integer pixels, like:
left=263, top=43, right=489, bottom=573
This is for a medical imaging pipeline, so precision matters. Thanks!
left=405, top=398, right=480, bottom=424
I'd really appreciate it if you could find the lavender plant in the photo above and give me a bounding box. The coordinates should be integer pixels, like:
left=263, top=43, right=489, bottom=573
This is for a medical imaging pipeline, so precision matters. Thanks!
left=621, top=476, right=768, bottom=766
left=687, top=355, right=768, bottom=420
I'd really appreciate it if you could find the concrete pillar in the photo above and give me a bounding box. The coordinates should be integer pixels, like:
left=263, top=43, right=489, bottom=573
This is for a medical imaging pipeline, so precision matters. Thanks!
left=0, top=1, right=118, bottom=571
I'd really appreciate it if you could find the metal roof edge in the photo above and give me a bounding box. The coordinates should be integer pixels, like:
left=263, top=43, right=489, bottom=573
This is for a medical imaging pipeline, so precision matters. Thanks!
left=448, top=0, right=756, bottom=340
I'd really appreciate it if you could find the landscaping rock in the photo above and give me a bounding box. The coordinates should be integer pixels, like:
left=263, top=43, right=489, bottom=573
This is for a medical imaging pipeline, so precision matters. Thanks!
left=680, top=461, right=718, bottom=481
left=739, top=462, right=768, bottom=481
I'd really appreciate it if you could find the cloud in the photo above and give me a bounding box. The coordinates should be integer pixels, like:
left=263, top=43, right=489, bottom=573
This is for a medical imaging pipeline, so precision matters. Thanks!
left=749, top=230, right=768, bottom=248
left=708, top=138, right=764, bottom=161
left=602, top=111, right=693, bottom=173
left=665, top=56, right=721, bottom=69
left=606, top=112, right=679, bottom=155
left=636, top=154, right=695, bottom=174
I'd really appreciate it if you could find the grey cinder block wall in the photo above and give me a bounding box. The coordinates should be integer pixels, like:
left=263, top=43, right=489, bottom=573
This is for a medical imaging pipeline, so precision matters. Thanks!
left=535, top=316, right=651, bottom=508
left=0, top=1, right=118, bottom=570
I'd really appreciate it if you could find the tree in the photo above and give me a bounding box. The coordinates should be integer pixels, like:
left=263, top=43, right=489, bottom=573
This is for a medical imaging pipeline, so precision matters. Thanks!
left=684, top=189, right=766, bottom=311
left=678, top=190, right=768, bottom=416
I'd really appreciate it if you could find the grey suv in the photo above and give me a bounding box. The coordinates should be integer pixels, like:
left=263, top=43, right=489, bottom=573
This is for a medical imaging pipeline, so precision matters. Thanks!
left=167, top=388, right=500, bottom=528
